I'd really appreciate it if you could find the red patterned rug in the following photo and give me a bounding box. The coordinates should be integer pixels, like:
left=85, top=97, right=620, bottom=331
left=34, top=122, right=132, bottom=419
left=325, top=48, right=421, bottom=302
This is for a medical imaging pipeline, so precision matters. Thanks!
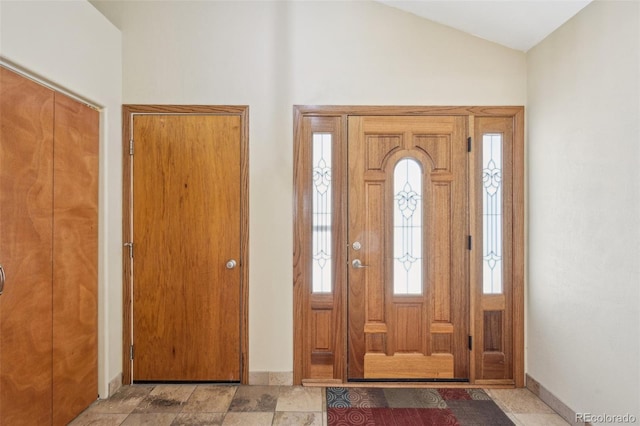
left=326, top=387, right=514, bottom=425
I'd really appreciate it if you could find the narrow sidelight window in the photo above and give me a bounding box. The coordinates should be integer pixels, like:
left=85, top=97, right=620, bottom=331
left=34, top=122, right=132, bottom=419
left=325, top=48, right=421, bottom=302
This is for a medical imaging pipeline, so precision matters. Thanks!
left=482, top=133, right=503, bottom=294
left=312, top=133, right=332, bottom=293
left=393, top=158, right=423, bottom=295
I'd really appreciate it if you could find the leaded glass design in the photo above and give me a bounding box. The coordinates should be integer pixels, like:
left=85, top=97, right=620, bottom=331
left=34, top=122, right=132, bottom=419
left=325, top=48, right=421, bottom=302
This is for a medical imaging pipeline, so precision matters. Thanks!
left=482, top=133, right=503, bottom=294
left=312, top=133, right=332, bottom=293
left=393, top=158, right=423, bottom=295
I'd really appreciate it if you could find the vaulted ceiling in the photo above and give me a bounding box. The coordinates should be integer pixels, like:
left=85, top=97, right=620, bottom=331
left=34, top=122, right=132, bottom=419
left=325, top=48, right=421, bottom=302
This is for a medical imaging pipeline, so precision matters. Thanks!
left=377, top=0, right=592, bottom=51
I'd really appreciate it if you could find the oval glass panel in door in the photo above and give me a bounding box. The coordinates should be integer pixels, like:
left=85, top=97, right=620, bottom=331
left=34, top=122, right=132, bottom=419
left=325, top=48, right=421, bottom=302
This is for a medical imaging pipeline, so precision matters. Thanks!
left=393, top=158, right=423, bottom=295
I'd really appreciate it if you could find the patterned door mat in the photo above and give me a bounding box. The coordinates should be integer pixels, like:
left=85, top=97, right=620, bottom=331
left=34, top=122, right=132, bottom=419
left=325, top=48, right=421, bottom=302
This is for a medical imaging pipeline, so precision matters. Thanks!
left=326, top=387, right=514, bottom=425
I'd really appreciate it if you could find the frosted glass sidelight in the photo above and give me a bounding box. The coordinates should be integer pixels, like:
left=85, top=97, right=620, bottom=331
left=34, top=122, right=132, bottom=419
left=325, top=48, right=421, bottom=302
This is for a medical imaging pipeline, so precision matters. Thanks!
left=393, top=158, right=423, bottom=295
left=312, top=133, right=332, bottom=293
left=482, top=134, right=503, bottom=294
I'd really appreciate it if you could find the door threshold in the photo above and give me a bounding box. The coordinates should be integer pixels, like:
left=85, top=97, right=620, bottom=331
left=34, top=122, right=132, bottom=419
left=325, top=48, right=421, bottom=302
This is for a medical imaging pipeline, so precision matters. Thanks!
left=133, top=380, right=240, bottom=385
left=349, top=378, right=469, bottom=383
left=302, top=380, right=515, bottom=389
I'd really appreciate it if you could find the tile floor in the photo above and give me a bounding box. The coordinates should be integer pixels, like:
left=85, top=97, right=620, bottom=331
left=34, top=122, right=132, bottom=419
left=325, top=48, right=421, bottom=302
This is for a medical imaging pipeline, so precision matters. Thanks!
left=70, top=384, right=570, bottom=426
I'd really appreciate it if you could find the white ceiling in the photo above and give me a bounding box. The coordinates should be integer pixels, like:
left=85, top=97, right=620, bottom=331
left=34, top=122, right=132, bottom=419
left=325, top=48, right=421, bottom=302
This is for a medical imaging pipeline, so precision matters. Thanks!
left=377, top=0, right=592, bottom=51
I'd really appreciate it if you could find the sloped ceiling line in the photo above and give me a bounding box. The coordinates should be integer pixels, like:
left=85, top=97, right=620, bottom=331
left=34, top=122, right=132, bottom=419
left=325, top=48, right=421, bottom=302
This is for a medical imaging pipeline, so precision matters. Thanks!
left=376, top=0, right=592, bottom=51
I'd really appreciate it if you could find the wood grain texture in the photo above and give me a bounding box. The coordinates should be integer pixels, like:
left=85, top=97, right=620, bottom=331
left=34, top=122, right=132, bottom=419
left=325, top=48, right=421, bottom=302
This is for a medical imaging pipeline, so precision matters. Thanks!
left=0, top=66, right=54, bottom=425
left=364, top=353, right=454, bottom=379
left=473, top=116, right=517, bottom=383
left=123, top=105, right=249, bottom=384
left=512, top=109, right=525, bottom=387
left=293, top=115, right=345, bottom=383
left=52, top=93, right=99, bottom=425
left=132, top=114, right=241, bottom=381
left=348, top=116, right=468, bottom=380
left=295, top=105, right=524, bottom=117
left=293, top=106, right=524, bottom=387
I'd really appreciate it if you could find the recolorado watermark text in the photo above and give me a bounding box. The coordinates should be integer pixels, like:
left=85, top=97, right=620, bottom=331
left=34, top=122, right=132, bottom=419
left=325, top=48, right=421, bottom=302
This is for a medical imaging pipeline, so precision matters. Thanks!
left=576, top=413, right=637, bottom=424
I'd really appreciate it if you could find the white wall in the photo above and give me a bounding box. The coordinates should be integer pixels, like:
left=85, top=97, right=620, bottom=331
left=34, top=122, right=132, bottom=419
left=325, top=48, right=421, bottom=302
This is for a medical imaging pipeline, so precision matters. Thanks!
left=0, top=0, right=122, bottom=398
left=527, top=0, right=639, bottom=418
left=90, top=0, right=526, bottom=375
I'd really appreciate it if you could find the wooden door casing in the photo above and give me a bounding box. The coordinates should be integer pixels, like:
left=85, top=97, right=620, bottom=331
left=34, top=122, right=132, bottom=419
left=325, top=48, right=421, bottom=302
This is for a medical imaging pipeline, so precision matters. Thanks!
left=347, top=116, right=468, bottom=380
left=129, top=111, right=247, bottom=382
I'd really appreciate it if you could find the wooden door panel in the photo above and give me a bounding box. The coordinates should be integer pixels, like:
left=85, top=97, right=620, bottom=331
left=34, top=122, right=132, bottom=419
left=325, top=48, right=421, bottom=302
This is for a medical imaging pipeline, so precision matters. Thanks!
left=348, top=116, right=468, bottom=380
left=0, top=67, right=54, bottom=424
left=52, top=93, right=99, bottom=425
left=473, top=117, right=515, bottom=382
left=133, top=115, right=241, bottom=381
left=432, top=182, right=452, bottom=322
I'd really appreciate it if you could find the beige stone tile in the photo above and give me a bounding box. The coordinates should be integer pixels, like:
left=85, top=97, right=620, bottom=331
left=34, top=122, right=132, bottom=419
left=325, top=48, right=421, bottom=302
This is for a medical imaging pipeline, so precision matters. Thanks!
left=508, top=413, right=525, bottom=426
left=512, top=413, right=571, bottom=426
left=485, top=389, right=512, bottom=414
left=222, top=412, right=274, bottom=426
left=269, top=372, right=293, bottom=386
left=182, top=385, right=237, bottom=413
left=228, top=386, right=280, bottom=412
left=272, top=412, right=323, bottom=426
left=68, top=412, right=128, bottom=426
left=322, top=388, right=327, bottom=412
left=122, top=413, right=177, bottom=426
left=87, top=386, right=154, bottom=414
left=109, top=373, right=124, bottom=396
left=276, top=386, right=323, bottom=412
left=487, top=388, right=555, bottom=414
left=133, top=385, right=196, bottom=413
left=249, top=372, right=269, bottom=385
left=171, top=412, right=225, bottom=425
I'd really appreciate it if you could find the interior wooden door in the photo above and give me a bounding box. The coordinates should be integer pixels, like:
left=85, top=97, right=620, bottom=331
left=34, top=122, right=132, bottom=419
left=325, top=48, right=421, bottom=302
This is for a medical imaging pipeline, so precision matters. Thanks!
left=132, top=114, right=242, bottom=381
left=0, top=67, right=54, bottom=424
left=52, top=93, right=99, bottom=425
left=347, top=115, right=468, bottom=380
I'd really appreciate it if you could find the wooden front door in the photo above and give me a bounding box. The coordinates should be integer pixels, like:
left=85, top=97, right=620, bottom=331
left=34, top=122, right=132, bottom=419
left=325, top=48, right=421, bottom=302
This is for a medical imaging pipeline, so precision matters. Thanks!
left=347, top=116, right=469, bottom=380
left=131, top=113, right=243, bottom=381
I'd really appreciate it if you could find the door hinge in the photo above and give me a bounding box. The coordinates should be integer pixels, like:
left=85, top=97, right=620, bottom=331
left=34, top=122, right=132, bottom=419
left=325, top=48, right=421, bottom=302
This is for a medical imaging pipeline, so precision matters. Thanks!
left=129, top=139, right=134, bottom=155
left=467, top=136, right=472, bottom=152
left=467, top=235, right=472, bottom=250
left=130, top=344, right=135, bottom=360
left=124, top=242, right=133, bottom=258
left=468, top=336, right=473, bottom=350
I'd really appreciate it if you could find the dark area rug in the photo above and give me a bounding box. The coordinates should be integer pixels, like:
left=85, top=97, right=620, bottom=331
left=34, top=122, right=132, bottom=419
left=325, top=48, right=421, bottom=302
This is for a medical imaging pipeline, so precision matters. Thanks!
left=326, top=387, right=514, bottom=426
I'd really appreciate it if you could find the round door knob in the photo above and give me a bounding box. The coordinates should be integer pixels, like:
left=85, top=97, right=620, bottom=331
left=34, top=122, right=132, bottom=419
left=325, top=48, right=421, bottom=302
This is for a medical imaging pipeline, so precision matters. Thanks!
left=226, top=259, right=237, bottom=269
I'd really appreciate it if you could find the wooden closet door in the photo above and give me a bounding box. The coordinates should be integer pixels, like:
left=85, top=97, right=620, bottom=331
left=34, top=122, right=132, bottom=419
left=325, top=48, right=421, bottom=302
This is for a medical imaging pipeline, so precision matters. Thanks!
left=132, top=114, right=242, bottom=381
left=0, top=67, right=54, bottom=425
left=52, top=93, right=99, bottom=425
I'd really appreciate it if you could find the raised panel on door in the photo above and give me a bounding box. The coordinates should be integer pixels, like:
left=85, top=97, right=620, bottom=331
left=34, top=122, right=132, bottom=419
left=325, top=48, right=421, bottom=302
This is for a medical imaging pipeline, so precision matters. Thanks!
left=52, top=93, right=99, bottom=425
left=132, top=114, right=242, bottom=381
left=0, top=67, right=54, bottom=425
left=347, top=116, right=468, bottom=380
